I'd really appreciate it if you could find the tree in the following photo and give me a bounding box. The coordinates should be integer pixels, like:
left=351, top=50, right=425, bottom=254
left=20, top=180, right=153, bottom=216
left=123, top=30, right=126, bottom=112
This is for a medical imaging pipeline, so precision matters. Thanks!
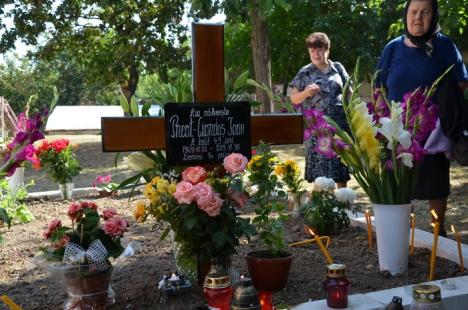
left=0, top=0, right=191, bottom=104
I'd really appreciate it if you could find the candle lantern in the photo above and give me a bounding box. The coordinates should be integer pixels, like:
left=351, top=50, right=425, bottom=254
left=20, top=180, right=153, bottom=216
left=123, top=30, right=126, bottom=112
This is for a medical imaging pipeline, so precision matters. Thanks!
left=322, top=264, right=350, bottom=309
left=230, top=277, right=261, bottom=310
left=410, top=284, right=444, bottom=310
left=204, top=263, right=234, bottom=310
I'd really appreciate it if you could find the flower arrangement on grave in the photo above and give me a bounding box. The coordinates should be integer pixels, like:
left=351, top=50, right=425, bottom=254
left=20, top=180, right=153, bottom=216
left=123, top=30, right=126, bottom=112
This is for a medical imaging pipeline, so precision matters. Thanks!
left=0, top=111, right=48, bottom=242
left=92, top=174, right=119, bottom=197
left=33, top=139, right=81, bottom=198
left=246, top=142, right=289, bottom=256
left=303, top=63, right=447, bottom=205
left=135, top=153, right=254, bottom=274
left=301, top=177, right=356, bottom=236
left=38, top=201, right=129, bottom=309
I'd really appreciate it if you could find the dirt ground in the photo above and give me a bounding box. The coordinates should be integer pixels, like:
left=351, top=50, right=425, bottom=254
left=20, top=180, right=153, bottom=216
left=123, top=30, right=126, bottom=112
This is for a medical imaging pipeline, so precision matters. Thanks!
left=1, top=134, right=467, bottom=309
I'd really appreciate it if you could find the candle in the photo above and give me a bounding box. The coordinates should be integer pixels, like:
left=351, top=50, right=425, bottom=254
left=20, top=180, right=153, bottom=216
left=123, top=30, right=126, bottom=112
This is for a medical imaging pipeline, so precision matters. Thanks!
left=289, top=236, right=331, bottom=248
left=429, top=222, right=439, bottom=281
left=309, top=229, right=334, bottom=264
left=451, top=225, right=465, bottom=271
left=365, top=209, right=373, bottom=248
left=410, top=213, right=416, bottom=255
left=0, top=295, right=22, bottom=310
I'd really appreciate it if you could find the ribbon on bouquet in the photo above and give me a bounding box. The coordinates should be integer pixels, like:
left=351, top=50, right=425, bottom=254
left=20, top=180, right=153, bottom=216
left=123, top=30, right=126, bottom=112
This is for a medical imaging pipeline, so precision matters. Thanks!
left=63, top=239, right=109, bottom=271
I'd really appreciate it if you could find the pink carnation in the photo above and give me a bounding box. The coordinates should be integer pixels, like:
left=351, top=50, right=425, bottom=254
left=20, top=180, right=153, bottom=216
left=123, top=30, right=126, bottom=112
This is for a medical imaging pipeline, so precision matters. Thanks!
left=67, top=203, right=83, bottom=221
left=173, top=181, right=195, bottom=204
left=223, top=153, right=248, bottom=174
left=193, top=182, right=214, bottom=203
left=197, top=193, right=223, bottom=217
left=181, top=166, right=207, bottom=184
left=103, top=216, right=129, bottom=237
left=43, top=219, right=62, bottom=239
left=102, top=208, right=117, bottom=220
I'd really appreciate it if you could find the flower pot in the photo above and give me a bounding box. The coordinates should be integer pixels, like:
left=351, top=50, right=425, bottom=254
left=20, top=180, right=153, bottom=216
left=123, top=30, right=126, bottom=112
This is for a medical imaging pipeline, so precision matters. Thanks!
left=59, top=182, right=74, bottom=200
left=245, top=250, right=294, bottom=292
left=373, top=203, right=412, bottom=275
left=6, top=167, right=24, bottom=191
left=63, top=266, right=114, bottom=310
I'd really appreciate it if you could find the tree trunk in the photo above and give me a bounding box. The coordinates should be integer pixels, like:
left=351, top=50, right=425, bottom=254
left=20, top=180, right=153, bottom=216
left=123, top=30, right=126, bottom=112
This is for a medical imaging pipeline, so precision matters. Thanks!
left=250, top=3, right=272, bottom=114
left=120, top=63, right=139, bottom=109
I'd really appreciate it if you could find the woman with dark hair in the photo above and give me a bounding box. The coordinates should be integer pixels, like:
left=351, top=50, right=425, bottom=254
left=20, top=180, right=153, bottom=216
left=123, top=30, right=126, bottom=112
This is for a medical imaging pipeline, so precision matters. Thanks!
left=289, top=32, right=350, bottom=188
left=376, top=0, right=468, bottom=236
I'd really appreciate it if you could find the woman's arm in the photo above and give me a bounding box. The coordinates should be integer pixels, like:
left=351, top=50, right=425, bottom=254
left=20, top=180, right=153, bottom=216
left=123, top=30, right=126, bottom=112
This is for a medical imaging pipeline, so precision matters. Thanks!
left=290, top=84, right=320, bottom=105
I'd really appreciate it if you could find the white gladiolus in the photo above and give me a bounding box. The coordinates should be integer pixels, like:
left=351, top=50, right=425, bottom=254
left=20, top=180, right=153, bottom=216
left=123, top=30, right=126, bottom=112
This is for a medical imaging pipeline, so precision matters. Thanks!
left=123, top=152, right=155, bottom=171
left=334, top=188, right=356, bottom=204
left=397, top=152, right=414, bottom=168
left=377, top=102, right=411, bottom=150
left=313, top=176, right=336, bottom=192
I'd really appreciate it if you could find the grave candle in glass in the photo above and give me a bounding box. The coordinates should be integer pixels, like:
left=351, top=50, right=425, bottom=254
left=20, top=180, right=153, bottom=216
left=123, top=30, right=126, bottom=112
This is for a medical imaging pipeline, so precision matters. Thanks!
left=203, top=269, right=233, bottom=310
left=322, top=264, right=350, bottom=309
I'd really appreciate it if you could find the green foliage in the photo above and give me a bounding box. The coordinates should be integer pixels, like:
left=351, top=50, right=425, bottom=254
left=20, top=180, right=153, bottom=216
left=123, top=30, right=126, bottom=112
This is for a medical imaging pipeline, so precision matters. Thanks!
left=0, top=179, right=35, bottom=225
left=301, top=190, right=350, bottom=236
left=247, top=142, right=288, bottom=256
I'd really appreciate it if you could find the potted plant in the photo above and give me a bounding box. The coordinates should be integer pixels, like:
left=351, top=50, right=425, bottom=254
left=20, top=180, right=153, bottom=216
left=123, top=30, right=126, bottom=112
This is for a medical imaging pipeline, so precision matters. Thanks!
left=134, top=153, right=254, bottom=285
left=33, top=139, right=81, bottom=199
left=301, top=176, right=356, bottom=236
left=38, top=201, right=129, bottom=309
left=304, top=61, right=449, bottom=275
left=245, top=142, right=293, bottom=293
left=92, top=174, right=119, bottom=197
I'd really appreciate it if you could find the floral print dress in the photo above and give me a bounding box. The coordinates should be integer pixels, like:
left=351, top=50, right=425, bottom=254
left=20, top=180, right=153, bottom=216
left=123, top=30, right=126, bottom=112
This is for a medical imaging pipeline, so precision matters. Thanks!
left=290, top=61, right=350, bottom=183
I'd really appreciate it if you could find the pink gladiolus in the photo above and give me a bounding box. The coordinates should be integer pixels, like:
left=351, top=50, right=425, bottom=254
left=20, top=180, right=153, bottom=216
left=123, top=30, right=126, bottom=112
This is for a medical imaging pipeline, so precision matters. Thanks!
left=103, top=216, right=128, bottom=237
left=43, top=219, right=62, bottom=239
left=102, top=208, right=117, bottom=220
left=197, top=193, right=223, bottom=217
left=314, top=135, right=336, bottom=159
left=223, top=153, right=248, bottom=174
left=181, top=166, right=207, bottom=184
left=173, top=181, right=195, bottom=204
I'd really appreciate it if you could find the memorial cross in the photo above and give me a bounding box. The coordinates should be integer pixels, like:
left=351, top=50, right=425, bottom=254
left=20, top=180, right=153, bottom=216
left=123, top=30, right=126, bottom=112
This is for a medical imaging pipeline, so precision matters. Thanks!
left=101, top=23, right=302, bottom=156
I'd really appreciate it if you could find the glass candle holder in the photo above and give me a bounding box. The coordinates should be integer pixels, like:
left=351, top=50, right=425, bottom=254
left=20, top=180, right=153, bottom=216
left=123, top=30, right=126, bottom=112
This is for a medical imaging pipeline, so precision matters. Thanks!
left=322, top=263, right=350, bottom=309
left=203, top=263, right=233, bottom=310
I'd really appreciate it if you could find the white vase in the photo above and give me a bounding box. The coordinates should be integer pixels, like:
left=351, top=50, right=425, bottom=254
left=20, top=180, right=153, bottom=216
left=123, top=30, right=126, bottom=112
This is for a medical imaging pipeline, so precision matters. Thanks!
left=373, top=203, right=412, bottom=275
left=6, top=167, right=24, bottom=191
left=59, top=182, right=74, bottom=200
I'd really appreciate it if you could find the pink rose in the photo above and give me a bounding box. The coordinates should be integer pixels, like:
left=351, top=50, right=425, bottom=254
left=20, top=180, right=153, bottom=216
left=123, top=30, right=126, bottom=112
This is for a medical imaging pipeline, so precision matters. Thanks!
left=43, top=219, right=62, bottom=239
left=173, top=181, right=195, bottom=204
left=181, top=166, right=207, bottom=184
left=103, top=216, right=128, bottom=237
left=53, top=235, right=70, bottom=249
left=80, top=201, right=98, bottom=210
left=197, top=193, right=223, bottom=217
left=223, top=153, right=248, bottom=174
left=67, top=203, right=83, bottom=221
left=102, top=208, right=117, bottom=220
left=193, top=182, right=214, bottom=203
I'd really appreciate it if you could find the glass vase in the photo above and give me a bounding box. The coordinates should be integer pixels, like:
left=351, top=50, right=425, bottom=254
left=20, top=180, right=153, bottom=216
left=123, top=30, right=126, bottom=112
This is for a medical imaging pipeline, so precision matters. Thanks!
left=59, top=182, right=74, bottom=200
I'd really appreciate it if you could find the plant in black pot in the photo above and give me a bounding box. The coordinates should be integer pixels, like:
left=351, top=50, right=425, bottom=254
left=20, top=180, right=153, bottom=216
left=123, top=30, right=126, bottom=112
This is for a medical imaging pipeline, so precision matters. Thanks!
left=245, top=142, right=293, bottom=298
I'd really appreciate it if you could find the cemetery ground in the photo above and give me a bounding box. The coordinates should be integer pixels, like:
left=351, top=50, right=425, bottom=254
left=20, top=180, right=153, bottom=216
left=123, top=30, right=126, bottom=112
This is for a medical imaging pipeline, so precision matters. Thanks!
left=1, top=134, right=468, bottom=309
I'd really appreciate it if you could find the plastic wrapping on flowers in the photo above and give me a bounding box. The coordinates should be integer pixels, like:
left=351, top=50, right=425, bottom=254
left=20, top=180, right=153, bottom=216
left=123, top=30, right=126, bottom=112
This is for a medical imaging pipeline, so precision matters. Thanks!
left=33, top=242, right=141, bottom=310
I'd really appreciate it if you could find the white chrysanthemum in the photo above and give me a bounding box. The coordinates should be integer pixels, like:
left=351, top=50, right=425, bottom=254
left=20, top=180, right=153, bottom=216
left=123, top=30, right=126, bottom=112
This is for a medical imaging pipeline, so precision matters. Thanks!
left=123, top=152, right=155, bottom=171
left=334, top=188, right=356, bottom=204
left=313, top=176, right=336, bottom=192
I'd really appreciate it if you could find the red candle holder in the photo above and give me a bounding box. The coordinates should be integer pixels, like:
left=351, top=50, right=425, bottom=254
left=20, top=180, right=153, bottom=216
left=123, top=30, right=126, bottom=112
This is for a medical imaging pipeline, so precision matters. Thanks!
left=258, top=291, right=273, bottom=310
left=203, top=270, right=233, bottom=310
left=323, top=264, right=350, bottom=309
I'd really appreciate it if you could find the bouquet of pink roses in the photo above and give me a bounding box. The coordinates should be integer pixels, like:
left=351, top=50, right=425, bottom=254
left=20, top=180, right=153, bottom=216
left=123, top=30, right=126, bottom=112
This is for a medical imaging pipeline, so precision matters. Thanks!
left=135, top=153, right=254, bottom=265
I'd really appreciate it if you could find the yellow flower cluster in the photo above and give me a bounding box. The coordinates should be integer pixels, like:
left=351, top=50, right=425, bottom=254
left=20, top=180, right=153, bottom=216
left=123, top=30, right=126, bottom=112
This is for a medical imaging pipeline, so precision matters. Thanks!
left=248, top=154, right=279, bottom=170
left=351, top=109, right=380, bottom=170
left=274, top=159, right=300, bottom=176
left=135, top=176, right=177, bottom=221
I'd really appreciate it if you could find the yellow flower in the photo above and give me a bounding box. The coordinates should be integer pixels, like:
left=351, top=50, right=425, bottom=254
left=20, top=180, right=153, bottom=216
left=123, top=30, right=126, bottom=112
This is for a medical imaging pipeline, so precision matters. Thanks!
left=248, top=155, right=262, bottom=169
left=168, top=182, right=177, bottom=194
left=156, top=178, right=170, bottom=193
left=351, top=110, right=381, bottom=171
left=274, top=165, right=284, bottom=176
left=284, top=159, right=299, bottom=175
left=134, top=201, right=146, bottom=222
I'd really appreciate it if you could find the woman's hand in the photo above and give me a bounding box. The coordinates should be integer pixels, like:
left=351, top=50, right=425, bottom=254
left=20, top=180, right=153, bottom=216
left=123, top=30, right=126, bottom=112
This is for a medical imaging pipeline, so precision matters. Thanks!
left=290, top=83, right=320, bottom=104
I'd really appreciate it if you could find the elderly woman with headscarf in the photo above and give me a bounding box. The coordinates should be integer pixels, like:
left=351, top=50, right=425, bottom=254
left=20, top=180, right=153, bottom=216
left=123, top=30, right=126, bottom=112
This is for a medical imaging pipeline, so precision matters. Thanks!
left=376, top=0, right=468, bottom=236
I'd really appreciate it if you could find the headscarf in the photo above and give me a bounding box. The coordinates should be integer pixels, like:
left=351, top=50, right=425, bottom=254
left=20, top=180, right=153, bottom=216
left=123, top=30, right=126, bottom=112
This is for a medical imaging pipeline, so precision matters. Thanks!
left=403, top=0, right=440, bottom=56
